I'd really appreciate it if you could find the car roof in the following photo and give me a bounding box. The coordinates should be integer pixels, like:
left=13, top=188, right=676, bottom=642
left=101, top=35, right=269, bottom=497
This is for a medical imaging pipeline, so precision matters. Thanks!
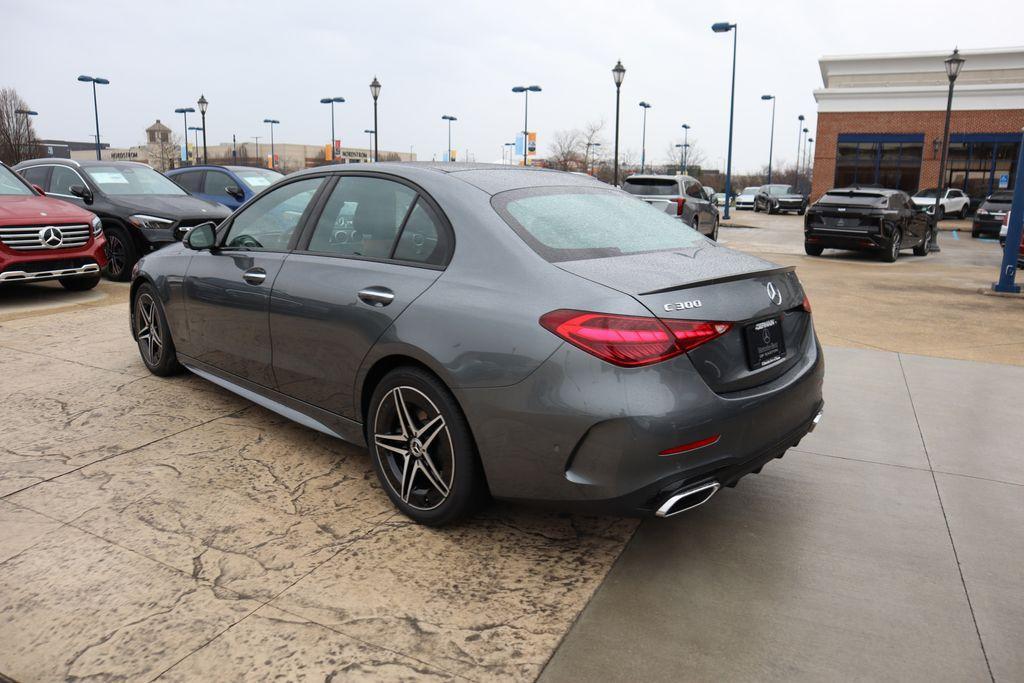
left=828, top=186, right=902, bottom=195
left=289, top=161, right=608, bottom=196
left=623, top=174, right=697, bottom=182
left=15, top=158, right=152, bottom=170
left=166, top=165, right=276, bottom=173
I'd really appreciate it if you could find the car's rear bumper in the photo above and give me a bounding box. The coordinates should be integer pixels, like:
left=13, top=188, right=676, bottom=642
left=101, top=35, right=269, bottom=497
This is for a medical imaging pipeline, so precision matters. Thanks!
left=973, top=218, right=1004, bottom=235
left=458, top=324, right=825, bottom=515
left=805, top=227, right=887, bottom=251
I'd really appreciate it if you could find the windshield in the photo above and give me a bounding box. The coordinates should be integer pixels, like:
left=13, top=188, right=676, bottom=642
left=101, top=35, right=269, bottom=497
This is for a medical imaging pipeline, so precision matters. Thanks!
left=0, top=165, right=33, bottom=196
left=914, top=188, right=939, bottom=198
left=493, top=187, right=705, bottom=262
left=741, top=187, right=759, bottom=195
left=83, top=165, right=186, bottom=196
left=235, top=168, right=283, bottom=192
left=621, top=178, right=679, bottom=196
left=767, top=184, right=794, bottom=196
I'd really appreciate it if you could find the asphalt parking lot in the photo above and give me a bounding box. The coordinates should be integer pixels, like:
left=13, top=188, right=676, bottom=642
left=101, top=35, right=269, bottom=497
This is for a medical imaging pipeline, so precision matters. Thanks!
left=1, top=215, right=1022, bottom=681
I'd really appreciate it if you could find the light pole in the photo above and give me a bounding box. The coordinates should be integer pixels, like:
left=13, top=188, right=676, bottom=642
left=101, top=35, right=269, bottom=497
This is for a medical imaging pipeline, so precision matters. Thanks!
left=761, top=94, right=776, bottom=183
left=369, top=77, right=381, bottom=161
left=441, top=115, right=457, bottom=162
left=14, top=109, right=37, bottom=161
left=504, top=141, right=515, bottom=165
left=188, top=126, right=202, bottom=161
left=932, top=48, right=965, bottom=253
left=175, top=106, right=196, bottom=166
left=638, top=101, right=651, bottom=173
left=252, top=136, right=261, bottom=162
left=319, top=96, right=345, bottom=161
left=611, top=61, right=626, bottom=185
left=364, top=129, right=375, bottom=157
left=263, top=118, right=279, bottom=169
left=680, top=123, right=691, bottom=174
left=197, top=94, right=208, bottom=164
left=800, top=127, right=809, bottom=192
left=77, top=75, right=109, bottom=161
left=804, top=138, right=814, bottom=191
left=796, top=114, right=805, bottom=186
left=675, top=144, right=686, bottom=174
left=585, top=141, right=601, bottom=175
left=512, top=85, right=541, bottom=166
left=712, top=22, right=737, bottom=219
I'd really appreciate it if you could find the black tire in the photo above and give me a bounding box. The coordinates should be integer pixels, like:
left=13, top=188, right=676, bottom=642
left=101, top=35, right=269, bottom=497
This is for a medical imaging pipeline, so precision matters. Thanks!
left=882, top=227, right=902, bottom=262
left=913, top=230, right=930, bottom=256
left=768, top=204, right=778, bottom=215
left=104, top=224, right=139, bottom=282
left=367, top=366, right=486, bottom=526
left=710, top=216, right=719, bottom=242
left=971, top=228, right=980, bottom=238
left=804, top=242, right=824, bottom=256
left=132, top=283, right=184, bottom=376
left=798, top=208, right=806, bottom=216
left=935, top=206, right=945, bottom=222
left=959, top=205, right=969, bottom=219
left=752, top=201, right=760, bottom=213
left=59, top=273, right=101, bottom=291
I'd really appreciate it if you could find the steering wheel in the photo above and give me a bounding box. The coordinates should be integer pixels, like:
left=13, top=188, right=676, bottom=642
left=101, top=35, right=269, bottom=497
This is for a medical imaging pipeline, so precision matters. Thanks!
left=232, top=234, right=263, bottom=249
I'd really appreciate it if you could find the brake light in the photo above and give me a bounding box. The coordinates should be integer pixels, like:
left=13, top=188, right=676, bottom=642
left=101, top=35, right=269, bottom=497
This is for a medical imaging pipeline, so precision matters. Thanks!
left=674, top=197, right=686, bottom=216
left=802, top=295, right=812, bottom=313
left=539, top=310, right=731, bottom=367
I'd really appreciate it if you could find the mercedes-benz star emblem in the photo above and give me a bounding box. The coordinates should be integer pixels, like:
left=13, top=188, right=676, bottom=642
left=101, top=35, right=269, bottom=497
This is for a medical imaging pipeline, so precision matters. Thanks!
left=39, top=226, right=63, bottom=249
left=766, top=281, right=783, bottom=306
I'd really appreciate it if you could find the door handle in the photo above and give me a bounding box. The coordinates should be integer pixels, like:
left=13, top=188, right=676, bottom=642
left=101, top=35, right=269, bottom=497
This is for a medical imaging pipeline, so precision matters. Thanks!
left=358, top=286, right=395, bottom=307
left=242, top=267, right=267, bottom=285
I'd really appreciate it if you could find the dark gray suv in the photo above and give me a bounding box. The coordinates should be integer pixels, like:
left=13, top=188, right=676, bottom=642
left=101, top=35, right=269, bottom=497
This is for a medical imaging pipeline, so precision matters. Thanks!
left=130, top=163, right=823, bottom=525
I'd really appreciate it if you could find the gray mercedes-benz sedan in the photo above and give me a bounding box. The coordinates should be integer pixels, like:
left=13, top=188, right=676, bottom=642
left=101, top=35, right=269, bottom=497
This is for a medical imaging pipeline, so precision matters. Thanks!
left=130, top=163, right=824, bottom=526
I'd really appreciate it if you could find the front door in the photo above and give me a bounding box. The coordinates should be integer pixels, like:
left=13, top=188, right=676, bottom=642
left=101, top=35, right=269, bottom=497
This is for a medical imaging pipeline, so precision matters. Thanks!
left=182, top=176, right=326, bottom=386
left=270, top=175, right=451, bottom=418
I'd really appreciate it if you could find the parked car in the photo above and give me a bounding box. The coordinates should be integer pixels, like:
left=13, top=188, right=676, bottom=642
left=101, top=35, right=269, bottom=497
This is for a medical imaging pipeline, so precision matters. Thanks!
left=130, top=163, right=824, bottom=525
left=621, top=174, right=720, bottom=240
left=15, top=159, right=231, bottom=281
left=998, top=212, right=1024, bottom=268
left=804, top=187, right=932, bottom=262
left=166, top=165, right=283, bottom=210
left=0, top=161, right=107, bottom=290
left=972, top=191, right=1012, bottom=238
left=734, top=186, right=760, bottom=210
left=753, top=184, right=807, bottom=215
left=911, top=187, right=970, bottom=220
left=713, top=192, right=729, bottom=207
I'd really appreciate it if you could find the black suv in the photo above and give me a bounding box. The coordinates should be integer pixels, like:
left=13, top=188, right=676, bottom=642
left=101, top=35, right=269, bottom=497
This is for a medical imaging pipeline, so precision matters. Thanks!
left=753, top=184, right=807, bottom=214
left=15, top=159, right=230, bottom=280
left=804, top=187, right=932, bottom=262
left=972, top=191, right=1012, bottom=238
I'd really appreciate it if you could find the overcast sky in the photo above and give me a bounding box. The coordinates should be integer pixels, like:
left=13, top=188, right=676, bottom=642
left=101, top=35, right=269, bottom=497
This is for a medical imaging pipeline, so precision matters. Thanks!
left=5, top=0, right=1021, bottom=171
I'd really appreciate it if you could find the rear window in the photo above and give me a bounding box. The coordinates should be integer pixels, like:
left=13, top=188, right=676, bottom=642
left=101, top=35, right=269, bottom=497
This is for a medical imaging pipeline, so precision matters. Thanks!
left=986, top=192, right=1013, bottom=204
left=818, top=190, right=888, bottom=206
left=493, top=187, right=705, bottom=263
left=621, top=178, right=679, bottom=196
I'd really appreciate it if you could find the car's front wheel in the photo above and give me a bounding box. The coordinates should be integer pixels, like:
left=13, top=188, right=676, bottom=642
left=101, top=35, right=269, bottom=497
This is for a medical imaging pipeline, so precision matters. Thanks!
left=368, top=367, right=486, bottom=526
left=133, top=283, right=183, bottom=376
left=104, top=225, right=138, bottom=282
left=913, top=230, right=931, bottom=256
left=710, top=216, right=720, bottom=242
left=804, top=242, right=823, bottom=256
left=959, top=205, right=969, bottom=219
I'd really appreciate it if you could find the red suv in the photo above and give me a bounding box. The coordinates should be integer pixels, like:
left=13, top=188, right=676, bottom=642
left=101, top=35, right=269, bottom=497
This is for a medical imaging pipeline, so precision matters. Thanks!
left=0, top=162, right=107, bottom=290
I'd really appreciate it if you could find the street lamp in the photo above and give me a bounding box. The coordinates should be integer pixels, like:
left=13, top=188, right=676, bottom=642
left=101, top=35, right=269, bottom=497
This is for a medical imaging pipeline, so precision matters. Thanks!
left=14, top=109, right=37, bottom=161
left=712, top=22, right=737, bottom=219
left=320, top=96, right=345, bottom=161
left=804, top=138, right=814, bottom=189
left=585, top=141, right=602, bottom=175
left=77, top=75, right=109, bottom=161
left=188, top=126, right=202, bottom=159
left=761, top=95, right=776, bottom=183
left=931, top=47, right=965, bottom=253
left=674, top=143, right=687, bottom=175
left=796, top=114, right=805, bottom=186
left=174, top=107, right=196, bottom=166
left=800, top=127, right=809, bottom=193
left=441, top=115, right=457, bottom=162
left=680, top=123, right=691, bottom=174
left=364, top=129, right=375, bottom=156
left=511, top=85, right=542, bottom=166
left=263, top=118, right=279, bottom=169
left=369, top=77, right=381, bottom=161
left=611, top=61, right=625, bottom=185
left=503, top=141, right=515, bottom=165
left=638, top=102, right=652, bottom=173
left=197, top=94, right=208, bottom=164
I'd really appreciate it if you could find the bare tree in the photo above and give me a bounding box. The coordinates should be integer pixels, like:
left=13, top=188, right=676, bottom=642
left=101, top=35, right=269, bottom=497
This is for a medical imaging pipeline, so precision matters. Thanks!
left=148, top=132, right=181, bottom=172
left=0, top=88, right=40, bottom=165
left=548, top=129, right=584, bottom=171
left=662, top=137, right=708, bottom=175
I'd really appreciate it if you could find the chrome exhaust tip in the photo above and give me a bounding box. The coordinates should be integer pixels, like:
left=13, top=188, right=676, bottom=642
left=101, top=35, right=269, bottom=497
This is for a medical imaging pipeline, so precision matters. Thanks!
left=655, top=481, right=721, bottom=518
left=808, top=410, right=824, bottom=432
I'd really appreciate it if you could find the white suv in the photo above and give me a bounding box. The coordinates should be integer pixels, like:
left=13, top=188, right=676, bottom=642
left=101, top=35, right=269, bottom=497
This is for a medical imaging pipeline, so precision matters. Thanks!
left=911, top=187, right=970, bottom=220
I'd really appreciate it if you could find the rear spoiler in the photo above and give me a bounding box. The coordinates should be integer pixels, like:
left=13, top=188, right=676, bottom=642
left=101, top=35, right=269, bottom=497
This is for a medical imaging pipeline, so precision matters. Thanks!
left=640, top=265, right=796, bottom=295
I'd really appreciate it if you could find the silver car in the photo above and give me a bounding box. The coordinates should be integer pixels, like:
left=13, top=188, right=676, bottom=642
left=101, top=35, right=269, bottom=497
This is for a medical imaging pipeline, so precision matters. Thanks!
left=130, top=163, right=824, bottom=526
left=621, top=174, right=720, bottom=240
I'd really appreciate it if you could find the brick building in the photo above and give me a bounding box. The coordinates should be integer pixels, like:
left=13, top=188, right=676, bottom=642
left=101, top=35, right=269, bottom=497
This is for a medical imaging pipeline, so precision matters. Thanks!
left=811, top=47, right=1024, bottom=203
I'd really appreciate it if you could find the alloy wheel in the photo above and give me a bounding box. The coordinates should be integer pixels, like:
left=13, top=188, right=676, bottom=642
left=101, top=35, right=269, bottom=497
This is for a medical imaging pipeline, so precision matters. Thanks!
left=890, top=230, right=902, bottom=260
left=373, top=386, right=455, bottom=511
left=107, top=233, right=126, bottom=277
left=135, top=293, right=164, bottom=366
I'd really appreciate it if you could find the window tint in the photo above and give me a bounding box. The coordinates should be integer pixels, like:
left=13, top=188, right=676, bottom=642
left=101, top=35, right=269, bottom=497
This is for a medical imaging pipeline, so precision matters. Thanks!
left=173, top=171, right=203, bottom=192
left=50, top=166, right=86, bottom=196
left=223, top=177, right=323, bottom=251
left=307, top=177, right=415, bottom=258
left=622, top=178, right=680, bottom=196
left=494, top=187, right=705, bottom=263
left=393, top=200, right=446, bottom=265
left=685, top=182, right=703, bottom=199
left=18, top=166, right=48, bottom=190
left=203, top=171, right=234, bottom=196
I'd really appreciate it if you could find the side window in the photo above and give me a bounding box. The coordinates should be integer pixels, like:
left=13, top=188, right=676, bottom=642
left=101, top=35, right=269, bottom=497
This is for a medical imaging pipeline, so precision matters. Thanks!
left=393, top=200, right=447, bottom=266
left=203, top=171, right=234, bottom=196
left=19, top=166, right=49, bottom=189
left=49, top=166, right=86, bottom=196
left=173, top=171, right=203, bottom=193
left=307, top=177, right=415, bottom=258
left=223, top=177, right=324, bottom=251
left=685, top=182, right=704, bottom=199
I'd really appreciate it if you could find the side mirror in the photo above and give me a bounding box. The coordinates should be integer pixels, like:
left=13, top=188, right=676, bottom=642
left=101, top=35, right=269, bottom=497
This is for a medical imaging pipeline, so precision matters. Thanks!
left=69, top=184, right=94, bottom=204
left=225, top=185, right=245, bottom=200
left=185, top=222, right=217, bottom=250
left=32, top=184, right=46, bottom=196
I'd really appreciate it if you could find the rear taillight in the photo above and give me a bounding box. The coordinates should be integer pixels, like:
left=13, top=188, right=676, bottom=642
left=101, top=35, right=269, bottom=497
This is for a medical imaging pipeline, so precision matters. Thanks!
left=674, top=197, right=686, bottom=216
left=539, top=309, right=731, bottom=367
left=802, top=295, right=812, bottom=313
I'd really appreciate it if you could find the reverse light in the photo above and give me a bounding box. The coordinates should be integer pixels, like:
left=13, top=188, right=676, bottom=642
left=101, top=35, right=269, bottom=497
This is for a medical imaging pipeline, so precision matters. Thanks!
left=128, top=214, right=174, bottom=230
left=539, top=309, right=731, bottom=367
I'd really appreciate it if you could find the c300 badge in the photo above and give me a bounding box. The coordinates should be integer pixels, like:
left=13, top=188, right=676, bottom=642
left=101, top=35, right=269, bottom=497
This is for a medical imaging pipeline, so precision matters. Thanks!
left=664, top=299, right=702, bottom=312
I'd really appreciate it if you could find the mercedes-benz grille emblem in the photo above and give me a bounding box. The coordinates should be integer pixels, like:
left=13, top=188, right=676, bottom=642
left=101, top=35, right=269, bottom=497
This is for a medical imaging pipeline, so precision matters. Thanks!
left=39, top=226, right=63, bottom=249
left=766, top=281, right=783, bottom=306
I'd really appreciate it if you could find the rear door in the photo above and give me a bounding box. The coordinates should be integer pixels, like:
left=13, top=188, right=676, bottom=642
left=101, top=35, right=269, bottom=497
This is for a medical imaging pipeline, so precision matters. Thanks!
left=269, top=174, right=450, bottom=418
